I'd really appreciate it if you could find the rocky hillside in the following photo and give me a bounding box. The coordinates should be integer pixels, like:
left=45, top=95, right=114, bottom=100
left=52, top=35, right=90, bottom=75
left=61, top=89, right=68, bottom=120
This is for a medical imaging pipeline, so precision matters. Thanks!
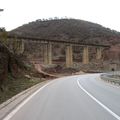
left=10, top=18, right=120, bottom=62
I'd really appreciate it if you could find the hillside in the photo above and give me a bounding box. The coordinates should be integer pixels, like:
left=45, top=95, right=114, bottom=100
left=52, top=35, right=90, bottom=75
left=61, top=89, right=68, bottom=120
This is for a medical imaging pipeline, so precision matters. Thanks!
left=10, top=18, right=120, bottom=64
left=10, top=19, right=120, bottom=44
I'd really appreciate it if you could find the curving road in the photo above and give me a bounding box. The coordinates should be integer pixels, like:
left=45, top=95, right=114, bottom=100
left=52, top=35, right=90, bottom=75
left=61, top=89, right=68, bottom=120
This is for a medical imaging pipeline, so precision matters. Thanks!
left=3, top=74, right=120, bottom=120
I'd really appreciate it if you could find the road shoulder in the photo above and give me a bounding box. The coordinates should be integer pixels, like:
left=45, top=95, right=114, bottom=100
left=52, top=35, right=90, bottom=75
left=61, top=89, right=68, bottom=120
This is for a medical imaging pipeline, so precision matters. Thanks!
left=0, top=80, right=51, bottom=120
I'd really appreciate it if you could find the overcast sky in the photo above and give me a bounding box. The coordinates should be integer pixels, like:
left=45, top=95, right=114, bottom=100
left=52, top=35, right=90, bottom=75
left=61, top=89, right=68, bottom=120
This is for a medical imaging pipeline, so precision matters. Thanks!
left=0, top=0, right=120, bottom=31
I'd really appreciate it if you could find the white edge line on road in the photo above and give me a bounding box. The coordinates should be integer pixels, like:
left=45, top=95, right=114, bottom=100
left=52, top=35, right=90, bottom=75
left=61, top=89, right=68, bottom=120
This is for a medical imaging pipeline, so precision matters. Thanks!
left=3, top=81, right=54, bottom=120
left=77, top=79, right=120, bottom=120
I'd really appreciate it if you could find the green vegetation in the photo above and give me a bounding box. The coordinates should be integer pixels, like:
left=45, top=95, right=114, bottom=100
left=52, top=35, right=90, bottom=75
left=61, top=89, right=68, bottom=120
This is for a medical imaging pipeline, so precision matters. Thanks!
left=0, top=76, right=44, bottom=104
left=0, top=28, right=30, bottom=92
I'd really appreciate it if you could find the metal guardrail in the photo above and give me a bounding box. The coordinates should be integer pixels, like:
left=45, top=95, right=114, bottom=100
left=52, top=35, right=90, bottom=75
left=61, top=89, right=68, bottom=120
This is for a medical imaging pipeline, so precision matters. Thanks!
left=100, top=72, right=120, bottom=85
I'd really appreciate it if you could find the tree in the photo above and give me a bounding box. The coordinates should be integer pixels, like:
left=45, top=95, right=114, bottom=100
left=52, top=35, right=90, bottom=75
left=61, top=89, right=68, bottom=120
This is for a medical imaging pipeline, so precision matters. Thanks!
left=0, top=28, right=8, bottom=44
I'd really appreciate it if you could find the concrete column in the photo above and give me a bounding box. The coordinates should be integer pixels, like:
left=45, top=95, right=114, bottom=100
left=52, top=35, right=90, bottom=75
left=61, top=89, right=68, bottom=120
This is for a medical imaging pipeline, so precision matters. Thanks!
left=19, top=40, right=24, bottom=54
left=48, top=43, right=52, bottom=65
left=66, top=44, right=73, bottom=67
left=96, top=47, right=102, bottom=60
left=13, top=39, right=25, bottom=55
left=83, top=46, right=89, bottom=64
left=43, top=44, right=48, bottom=64
left=43, top=43, right=52, bottom=65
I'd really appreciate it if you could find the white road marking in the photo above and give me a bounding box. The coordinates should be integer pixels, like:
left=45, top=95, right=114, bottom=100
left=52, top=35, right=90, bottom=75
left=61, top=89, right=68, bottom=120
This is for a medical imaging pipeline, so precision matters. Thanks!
left=77, top=79, right=120, bottom=120
left=3, top=81, right=54, bottom=120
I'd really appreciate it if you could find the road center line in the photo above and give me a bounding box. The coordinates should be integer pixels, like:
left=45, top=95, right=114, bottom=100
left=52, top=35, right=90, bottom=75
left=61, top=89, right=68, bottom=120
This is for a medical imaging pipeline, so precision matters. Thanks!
left=3, top=81, right=54, bottom=120
left=77, top=79, right=120, bottom=120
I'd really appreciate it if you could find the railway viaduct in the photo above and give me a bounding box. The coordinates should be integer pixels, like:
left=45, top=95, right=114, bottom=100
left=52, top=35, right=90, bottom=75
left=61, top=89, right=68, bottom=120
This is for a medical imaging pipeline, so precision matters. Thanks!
left=7, top=35, right=110, bottom=67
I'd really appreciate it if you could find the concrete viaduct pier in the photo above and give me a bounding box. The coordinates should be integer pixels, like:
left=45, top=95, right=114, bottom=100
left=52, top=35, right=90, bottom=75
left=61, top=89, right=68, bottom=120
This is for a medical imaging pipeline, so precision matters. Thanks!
left=66, top=44, right=73, bottom=67
left=43, top=43, right=52, bottom=65
left=96, top=47, right=102, bottom=60
left=42, top=44, right=105, bottom=67
left=7, top=35, right=110, bottom=68
left=83, top=46, right=89, bottom=64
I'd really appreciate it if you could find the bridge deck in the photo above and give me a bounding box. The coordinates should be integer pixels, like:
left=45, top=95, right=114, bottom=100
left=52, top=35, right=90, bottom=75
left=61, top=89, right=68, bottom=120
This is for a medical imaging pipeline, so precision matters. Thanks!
left=7, top=35, right=110, bottom=48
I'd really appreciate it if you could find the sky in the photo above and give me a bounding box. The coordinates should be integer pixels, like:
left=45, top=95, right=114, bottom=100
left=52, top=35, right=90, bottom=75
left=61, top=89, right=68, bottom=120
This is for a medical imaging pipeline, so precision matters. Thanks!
left=0, top=0, right=120, bottom=31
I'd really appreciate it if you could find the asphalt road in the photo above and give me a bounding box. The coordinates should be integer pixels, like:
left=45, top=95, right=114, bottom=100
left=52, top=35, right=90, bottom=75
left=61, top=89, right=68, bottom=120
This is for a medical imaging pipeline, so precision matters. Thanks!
left=3, top=74, right=120, bottom=120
